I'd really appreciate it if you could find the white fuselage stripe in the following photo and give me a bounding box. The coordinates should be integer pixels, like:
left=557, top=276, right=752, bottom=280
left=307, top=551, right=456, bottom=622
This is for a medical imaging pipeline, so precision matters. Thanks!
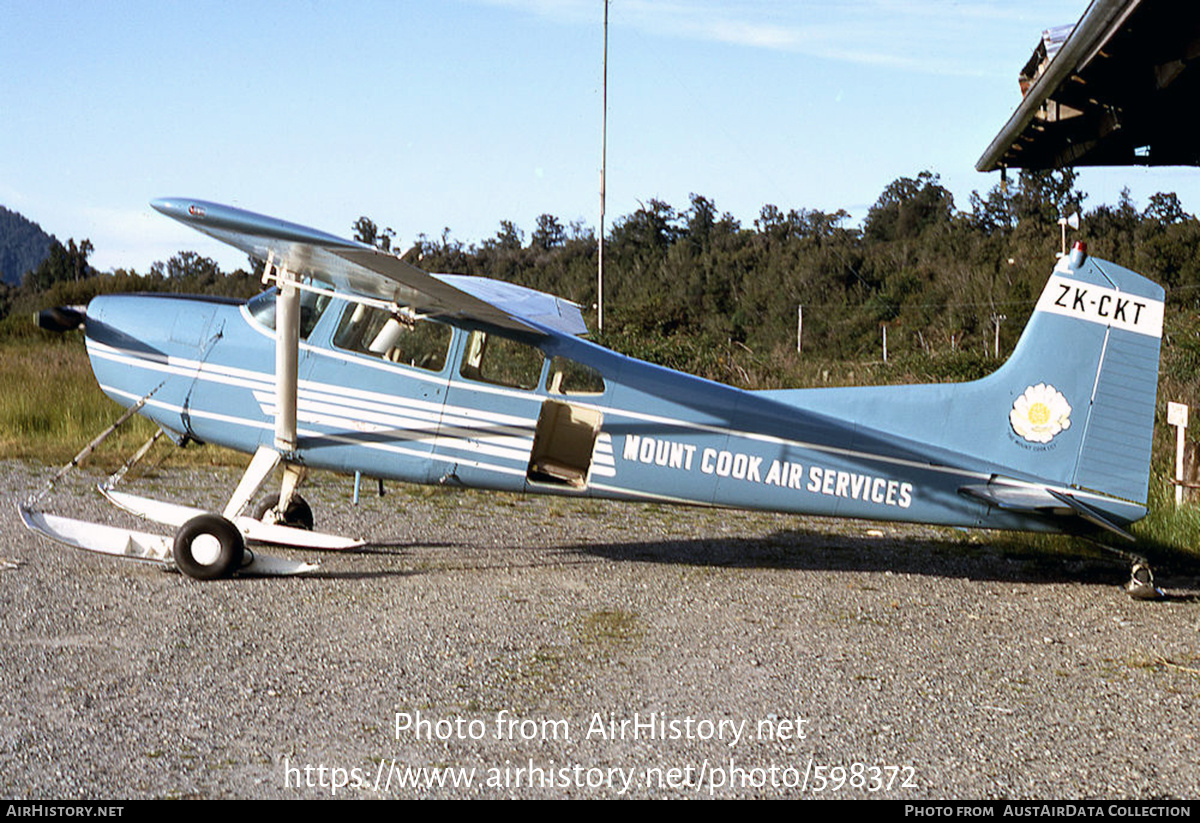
left=98, top=384, right=530, bottom=479
left=89, top=339, right=1122, bottom=508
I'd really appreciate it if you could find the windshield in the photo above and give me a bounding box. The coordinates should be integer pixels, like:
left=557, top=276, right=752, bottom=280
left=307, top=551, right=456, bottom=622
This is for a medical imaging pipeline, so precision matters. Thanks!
left=245, top=287, right=331, bottom=340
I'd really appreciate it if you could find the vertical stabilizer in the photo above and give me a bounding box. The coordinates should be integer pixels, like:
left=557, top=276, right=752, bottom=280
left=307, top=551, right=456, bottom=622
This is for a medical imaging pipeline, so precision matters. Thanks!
left=944, top=243, right=1164, bottom=503
left=1021, top=246, right=1164, bottom=501
left=757, top=245, right=1164, bottom=505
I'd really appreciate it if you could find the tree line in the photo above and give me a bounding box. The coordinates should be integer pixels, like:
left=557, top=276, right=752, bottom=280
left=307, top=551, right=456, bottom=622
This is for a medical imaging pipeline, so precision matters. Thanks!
left=367, top=169, right=1200, bottom=386
left=5, top=169, right=1200, bottom=397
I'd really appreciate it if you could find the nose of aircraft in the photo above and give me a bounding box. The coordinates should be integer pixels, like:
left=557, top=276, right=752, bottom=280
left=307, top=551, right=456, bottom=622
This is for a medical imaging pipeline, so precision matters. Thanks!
left=81, top=292, right=230, bottom=436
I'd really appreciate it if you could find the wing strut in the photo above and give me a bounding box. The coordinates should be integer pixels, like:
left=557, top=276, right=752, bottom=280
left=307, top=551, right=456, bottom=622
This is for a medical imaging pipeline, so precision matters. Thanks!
left=262, top=254, right=310, bottom=521
left=266, top=251, right=300, bottom=454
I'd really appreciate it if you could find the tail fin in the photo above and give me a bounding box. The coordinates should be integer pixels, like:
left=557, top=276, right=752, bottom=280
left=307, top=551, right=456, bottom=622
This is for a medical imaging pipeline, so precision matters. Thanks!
left=984, top=245, right=1163, bottom=503
left=759, top=246, right=1165, bottom=506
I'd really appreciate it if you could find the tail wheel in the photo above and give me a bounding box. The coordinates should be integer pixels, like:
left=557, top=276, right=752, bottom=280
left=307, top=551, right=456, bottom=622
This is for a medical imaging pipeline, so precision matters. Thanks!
left=174, top=514, right=244, bottom=580
left=1126, top=562, right=1163, bottom=600
left=253, top=493, right=314, bottom=531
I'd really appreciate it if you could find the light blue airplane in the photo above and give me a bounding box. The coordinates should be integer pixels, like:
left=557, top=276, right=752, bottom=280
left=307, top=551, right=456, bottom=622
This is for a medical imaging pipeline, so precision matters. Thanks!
left=20, top=199, right=1166, bottom=591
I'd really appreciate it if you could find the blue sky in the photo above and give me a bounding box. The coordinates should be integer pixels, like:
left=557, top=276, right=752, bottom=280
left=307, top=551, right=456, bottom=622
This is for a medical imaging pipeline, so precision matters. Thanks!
left=3, top=0, right=1197, bottom=273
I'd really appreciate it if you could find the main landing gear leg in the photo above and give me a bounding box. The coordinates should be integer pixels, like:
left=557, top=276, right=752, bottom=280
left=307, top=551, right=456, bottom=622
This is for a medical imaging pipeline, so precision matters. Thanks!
left=221, top=446, right=282, bottom=521
left=172, top=448, right=321, bottom=579
left=221, top=447, right=315, bottom=529
left=218, top=448, right=312, bottom=530
left=267, top=463, right=312, bottom=530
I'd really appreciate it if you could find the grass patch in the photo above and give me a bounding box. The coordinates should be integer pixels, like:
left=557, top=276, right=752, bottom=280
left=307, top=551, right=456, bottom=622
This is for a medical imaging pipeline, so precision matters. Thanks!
left=575, top=610, right=643, bottom=648
left=1129, top=480, right=1200, bottom=568
left=0, top=337, right=155, bottom=461
left=0, top=337, right=241, bottom=468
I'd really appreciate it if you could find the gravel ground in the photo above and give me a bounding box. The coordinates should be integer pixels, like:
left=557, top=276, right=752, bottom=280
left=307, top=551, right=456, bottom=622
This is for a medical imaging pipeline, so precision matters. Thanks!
left=2, top=459, right=1199, bottom=799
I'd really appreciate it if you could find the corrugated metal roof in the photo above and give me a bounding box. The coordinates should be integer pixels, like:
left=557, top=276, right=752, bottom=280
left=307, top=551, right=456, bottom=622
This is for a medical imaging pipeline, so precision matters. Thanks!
left=978, top=0, right=1200, bottom=171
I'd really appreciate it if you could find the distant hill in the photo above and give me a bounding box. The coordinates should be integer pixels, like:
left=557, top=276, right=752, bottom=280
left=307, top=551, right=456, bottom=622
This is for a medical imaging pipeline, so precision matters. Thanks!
left=0, top=206, right=56, bottom=286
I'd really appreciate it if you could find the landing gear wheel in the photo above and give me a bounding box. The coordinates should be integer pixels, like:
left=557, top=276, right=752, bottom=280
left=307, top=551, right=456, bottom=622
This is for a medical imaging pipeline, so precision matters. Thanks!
left=174, top=514, right=245, bottom=580
left=253, top=493, right=314, bottom=531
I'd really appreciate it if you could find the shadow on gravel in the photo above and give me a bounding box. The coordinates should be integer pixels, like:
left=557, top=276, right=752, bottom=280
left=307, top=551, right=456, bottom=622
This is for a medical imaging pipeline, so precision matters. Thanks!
left=287, top=542, right=605, bottom=580
left=300, top=525, right=1200, bottom=595
left=571, top=526, right=1200, bottom=594
left=355, top=540, right=470, bottom=552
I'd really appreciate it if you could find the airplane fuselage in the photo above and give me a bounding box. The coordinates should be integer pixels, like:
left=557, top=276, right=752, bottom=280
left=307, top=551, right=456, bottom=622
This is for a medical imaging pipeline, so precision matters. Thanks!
left=83, top=287, right=1141, bottom=536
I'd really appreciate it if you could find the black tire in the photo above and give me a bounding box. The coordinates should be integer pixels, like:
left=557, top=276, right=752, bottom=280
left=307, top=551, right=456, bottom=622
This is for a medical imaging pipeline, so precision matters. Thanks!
left=253, top=493, right=314, bottom=531
left=173, top=514, right=244, bottom=580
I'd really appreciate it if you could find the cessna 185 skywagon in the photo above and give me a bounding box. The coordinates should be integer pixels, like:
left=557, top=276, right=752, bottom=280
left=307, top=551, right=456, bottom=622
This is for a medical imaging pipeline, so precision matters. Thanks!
left=20, top=198, right=1165, bottom=592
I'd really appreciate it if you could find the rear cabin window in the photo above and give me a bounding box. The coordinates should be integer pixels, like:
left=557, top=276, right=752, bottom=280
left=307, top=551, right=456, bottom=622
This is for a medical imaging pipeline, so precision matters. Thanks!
left=459, top=330, right=544, bottom=390
left=547, top=356, right=605, bottom=395
left=333, top=304, right=451, bottom=372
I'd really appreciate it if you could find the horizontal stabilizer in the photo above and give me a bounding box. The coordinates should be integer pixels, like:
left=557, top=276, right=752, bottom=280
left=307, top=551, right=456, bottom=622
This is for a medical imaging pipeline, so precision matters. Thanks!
left=958, top=483, right=1069, bottom=513
left=958, top=482, right=1136, bottom=541
left=1045, top=489, right=1136, bottom=542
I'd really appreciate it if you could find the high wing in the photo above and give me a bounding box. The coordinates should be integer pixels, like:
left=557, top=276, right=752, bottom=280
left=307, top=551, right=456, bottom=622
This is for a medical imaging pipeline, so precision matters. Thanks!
left=150, top=198, right=588, bottom=337
left=977, top=0, right=1200, bottom=171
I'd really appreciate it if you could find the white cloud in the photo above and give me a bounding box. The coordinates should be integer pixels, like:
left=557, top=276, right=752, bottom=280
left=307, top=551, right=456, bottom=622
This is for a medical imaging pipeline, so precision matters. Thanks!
left=470, top=0, right=1080, bottom=76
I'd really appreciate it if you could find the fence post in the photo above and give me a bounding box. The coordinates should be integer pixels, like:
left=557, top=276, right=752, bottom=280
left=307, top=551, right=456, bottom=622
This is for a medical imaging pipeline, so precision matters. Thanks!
left=1169, top=402, right=1189, bottom=507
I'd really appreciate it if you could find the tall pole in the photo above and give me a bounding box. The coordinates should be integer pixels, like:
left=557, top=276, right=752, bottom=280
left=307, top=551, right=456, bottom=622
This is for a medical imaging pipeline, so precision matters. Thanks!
left=598, top=0, right=608, bottom=332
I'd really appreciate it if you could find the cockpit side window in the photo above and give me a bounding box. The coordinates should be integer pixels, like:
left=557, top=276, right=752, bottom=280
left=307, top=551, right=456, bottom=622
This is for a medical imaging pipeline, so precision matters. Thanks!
left=459, top=330, right=544, bottom=390
left=245, top=286, right=331, bottom=341
left=333, top=303, right=451, bottom=372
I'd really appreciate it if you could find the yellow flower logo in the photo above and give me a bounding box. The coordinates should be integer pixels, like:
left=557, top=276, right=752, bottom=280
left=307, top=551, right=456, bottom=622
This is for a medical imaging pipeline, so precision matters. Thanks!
left=1011, top=384, right=1071, bottom=444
